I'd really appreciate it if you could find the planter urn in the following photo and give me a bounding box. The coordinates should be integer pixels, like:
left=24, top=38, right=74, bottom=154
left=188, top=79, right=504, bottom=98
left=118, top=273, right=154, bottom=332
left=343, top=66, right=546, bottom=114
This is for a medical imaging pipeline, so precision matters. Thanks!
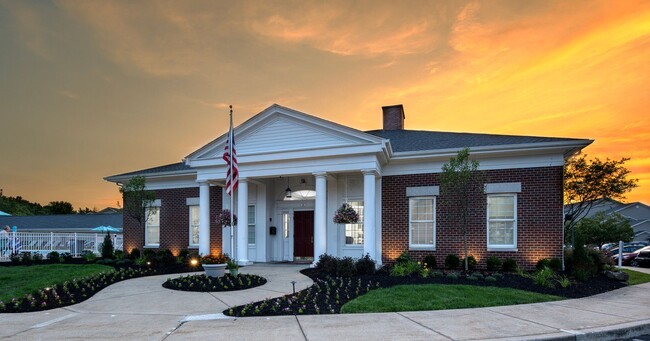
left=203, top=263, right=226, bottom=277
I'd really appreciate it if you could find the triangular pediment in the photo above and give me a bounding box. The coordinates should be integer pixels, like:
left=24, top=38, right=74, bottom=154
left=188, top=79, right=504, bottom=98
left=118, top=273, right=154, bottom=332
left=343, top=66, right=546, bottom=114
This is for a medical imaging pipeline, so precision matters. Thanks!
left=186, top=104, right=385, bottom=161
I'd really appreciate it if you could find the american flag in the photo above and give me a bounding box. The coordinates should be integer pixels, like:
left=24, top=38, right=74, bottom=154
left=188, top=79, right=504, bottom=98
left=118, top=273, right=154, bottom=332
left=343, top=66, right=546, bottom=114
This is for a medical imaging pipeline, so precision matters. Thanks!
left=223, top=111, right=238, bottom=195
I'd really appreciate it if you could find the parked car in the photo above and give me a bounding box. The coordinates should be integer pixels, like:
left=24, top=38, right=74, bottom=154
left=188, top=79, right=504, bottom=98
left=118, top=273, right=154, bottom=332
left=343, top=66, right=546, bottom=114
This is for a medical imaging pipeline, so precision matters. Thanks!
left=610, top=245, right=650, bottom=265
left=606, top=243, right=648, bottom=257
left=631, top=249, right=650, bottom=268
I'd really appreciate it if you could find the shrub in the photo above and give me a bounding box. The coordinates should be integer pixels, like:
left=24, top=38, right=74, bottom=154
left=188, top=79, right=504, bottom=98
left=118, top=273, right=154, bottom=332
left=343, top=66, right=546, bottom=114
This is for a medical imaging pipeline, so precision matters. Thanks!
left=9, top=253, right=21, bottom=264
left=178, top=249, right=190, bottom=260
left=485, top=276, right=497, bottom=282
left=355, top=254, right=376, bottom=275
left=444, top=254, right=460, bottom=269
left=336, top=257, right=356, bottom=277
left=430, top=270, right=443, bottom=278
left=549, top=258, right=562, bottom=272
left=536, top=258, right=551, bottom=270
left=390, top=261, right=423, bottom=277
left=532, top=267, right=555, bottom=288
left=423, top=255, right=437, bottom=269
left=395, top=251, right=411, bottom=265
left=556, top=275, right=572, bottom=288
left=114, top=250, right=124, bottom=260
left=502, top=258, right=518, bottom=272
left=156, top=249, right=176, bottom=266
left=96, top=258, right=115, bottom=265
left=129, top=248, right=141, bottom=260
left=446, top=272, right=459, bottom=280
left=143, top=249, right=156, bottom=261
left=486, top=256, right=502, bottom=271
left=316, top=254, right=337, bottom=275
left=83, top=251, right=97, bottom=263
left=461, top=255, right=477, bottom=270
left=61, top=252, right=73, bottom=262
left=467, top=275, right=479, bottom=281
left=32, top=252, right=44, bottom=262
left=135, top=255, right=148, bottom=266
left=116, top=259, right=134, bottom=267
left=21, top=252, right=34, bottom=265
left=47, top=251, right=61, bottom=263
left=101, top=233, right=115, bottom=259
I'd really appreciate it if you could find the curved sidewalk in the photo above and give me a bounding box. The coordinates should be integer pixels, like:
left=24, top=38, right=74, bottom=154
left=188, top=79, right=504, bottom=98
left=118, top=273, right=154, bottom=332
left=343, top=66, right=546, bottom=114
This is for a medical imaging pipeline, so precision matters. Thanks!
left=1, top=264, right=649, bottom=340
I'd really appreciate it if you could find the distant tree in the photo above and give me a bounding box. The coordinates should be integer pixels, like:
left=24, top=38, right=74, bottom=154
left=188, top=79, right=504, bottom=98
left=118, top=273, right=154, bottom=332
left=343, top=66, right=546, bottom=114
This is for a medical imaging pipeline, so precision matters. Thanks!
left=440, top=148, right=482, bottom=271
left=575, top=212, right=634, bottom=247
left=0, top=195, right=46, bottom=215
left=564, top=155, right=638, bottom=245
left=77, top=207, right=97, bottom=214
left=101, top=232, right=115, bottom=259
left=119, top=175, right=156, bottom=230
left=44, top=201, right=74, bottom=215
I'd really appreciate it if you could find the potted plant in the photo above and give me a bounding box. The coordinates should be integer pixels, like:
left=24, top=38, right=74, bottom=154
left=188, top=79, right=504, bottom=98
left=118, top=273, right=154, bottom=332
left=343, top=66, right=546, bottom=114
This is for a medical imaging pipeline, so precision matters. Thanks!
left=217, top=209, right=238, bottom=227
left=333, top=203, right=360, bottom=224
left=201, top=253, right=229, bottom=277
left=226, top=259, right=240, bottom=276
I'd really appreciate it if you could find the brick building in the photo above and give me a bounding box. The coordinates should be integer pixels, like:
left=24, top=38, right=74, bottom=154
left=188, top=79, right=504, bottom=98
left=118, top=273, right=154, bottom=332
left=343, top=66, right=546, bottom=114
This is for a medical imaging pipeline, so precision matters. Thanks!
left=105, top=104, right=591, bottom=269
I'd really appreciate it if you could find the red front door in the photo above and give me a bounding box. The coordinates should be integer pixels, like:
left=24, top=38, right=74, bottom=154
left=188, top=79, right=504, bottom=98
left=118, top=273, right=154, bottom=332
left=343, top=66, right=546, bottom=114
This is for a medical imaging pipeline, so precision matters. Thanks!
left=293, top=211, right=314, bottom=258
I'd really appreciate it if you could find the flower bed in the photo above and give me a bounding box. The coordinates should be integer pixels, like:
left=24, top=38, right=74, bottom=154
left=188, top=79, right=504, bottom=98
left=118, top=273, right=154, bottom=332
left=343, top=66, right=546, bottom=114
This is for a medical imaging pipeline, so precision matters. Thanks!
left=223, top=267, right=627, bottom=317
left=162, top=274, right=266, bottom=292
left=0, top=267, right=155, bottom=313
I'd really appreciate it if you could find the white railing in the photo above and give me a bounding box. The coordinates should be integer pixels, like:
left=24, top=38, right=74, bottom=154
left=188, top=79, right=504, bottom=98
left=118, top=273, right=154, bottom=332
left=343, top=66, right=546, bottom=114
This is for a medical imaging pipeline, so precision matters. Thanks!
left=0, top=232, right=123, bottom=261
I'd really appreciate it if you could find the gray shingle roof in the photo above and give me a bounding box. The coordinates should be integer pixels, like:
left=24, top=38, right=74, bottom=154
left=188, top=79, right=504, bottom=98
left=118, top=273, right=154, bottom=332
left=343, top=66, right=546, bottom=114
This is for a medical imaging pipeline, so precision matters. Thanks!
left=0, top=214, right=123, bottom=232
left=365, top=129, right=585, bottom=153
left=106, top=162, right=192, bottom=179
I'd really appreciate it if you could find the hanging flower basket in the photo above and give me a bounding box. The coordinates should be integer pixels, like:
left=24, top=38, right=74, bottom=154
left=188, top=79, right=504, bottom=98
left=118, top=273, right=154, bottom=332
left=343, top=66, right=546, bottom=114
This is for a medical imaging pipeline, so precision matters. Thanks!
left=333, top=203, right=360, bottom=224
left=218, top=209, right=238, bottom=227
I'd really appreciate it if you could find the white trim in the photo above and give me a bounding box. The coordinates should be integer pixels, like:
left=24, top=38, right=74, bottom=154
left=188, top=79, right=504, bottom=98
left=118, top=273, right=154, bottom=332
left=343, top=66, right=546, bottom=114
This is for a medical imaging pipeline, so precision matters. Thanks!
left=406, top=186, right=439, bottom=197
left=408, top=196, right=436, bottom=250
left=186, top=197, right=199, bottom=206
left=248, top=204, right=256, bottom=245
left=484, top=182, right=521, bottom=194
left=144, top=205, right=160, bottom=247
left=486, top=194, right=517, bottom=250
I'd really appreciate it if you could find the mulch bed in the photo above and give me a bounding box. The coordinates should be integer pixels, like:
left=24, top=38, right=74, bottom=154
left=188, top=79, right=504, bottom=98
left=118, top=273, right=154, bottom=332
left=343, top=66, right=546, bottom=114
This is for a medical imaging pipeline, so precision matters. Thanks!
left=223, top=268, right=627, bottom=317
left=162, top=274, right=267, bottom=292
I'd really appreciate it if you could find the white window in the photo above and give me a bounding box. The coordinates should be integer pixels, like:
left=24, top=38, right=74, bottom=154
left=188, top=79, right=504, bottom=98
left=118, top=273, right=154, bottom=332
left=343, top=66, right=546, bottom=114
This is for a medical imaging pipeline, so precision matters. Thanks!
left=487, top=194, right=517, bottom=249
left=409, top=197, right=435, bottom=249
left=283, top=212, right=290, bottom=238
left=345, top=201, right=364, bottom=246
left=248, top=205, right=255, bottom=245
left=189, top=206, right=199, bottom=247
left=145, top=206, right=160, bottom=246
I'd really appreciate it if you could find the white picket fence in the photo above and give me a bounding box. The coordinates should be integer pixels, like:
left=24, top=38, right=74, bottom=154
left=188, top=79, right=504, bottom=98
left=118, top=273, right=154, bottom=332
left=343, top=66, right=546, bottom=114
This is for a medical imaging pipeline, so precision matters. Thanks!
left=0, top=232, right=123, bottom=262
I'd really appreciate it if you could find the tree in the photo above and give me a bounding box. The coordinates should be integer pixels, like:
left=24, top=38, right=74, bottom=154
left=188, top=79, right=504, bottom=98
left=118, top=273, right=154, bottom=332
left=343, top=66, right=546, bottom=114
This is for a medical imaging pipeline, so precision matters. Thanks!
left=440, top=148, right=481, bottom=271
left=564, top=155, right=638, bottom=245
left=575, top=212, right=634, bottom=247
left=44, top=201, right=74, bottom=215
left=101, top=232, right=115, bottom=259
left=119, top=175, right=156, bottom=230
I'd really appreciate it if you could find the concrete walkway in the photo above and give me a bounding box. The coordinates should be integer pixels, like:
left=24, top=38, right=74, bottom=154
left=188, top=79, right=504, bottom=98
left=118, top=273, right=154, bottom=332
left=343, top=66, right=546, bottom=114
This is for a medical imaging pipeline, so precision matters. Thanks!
left=1, top=264, right=649, bottom=340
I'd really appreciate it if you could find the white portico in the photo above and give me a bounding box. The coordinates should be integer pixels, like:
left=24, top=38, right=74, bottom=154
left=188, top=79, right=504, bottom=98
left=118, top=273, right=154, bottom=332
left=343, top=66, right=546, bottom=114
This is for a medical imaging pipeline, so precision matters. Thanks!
left=185, top=105, right=391, bottom=265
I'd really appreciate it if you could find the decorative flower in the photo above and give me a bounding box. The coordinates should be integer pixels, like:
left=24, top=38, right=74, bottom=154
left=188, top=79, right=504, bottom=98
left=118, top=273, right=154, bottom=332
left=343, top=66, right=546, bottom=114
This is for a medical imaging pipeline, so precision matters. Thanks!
left=201, top=253, right=229, bottom=264
left=218, top=209, right=238, bottom=227
left=333, top=203, right=359, bottom=224
left=226, top=259, right=239, bottom=270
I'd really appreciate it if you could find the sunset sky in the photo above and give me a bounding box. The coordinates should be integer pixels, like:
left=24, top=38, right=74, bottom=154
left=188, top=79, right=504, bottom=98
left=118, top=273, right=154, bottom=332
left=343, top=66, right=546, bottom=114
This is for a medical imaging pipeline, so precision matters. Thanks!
left=1, top=0, right=649, bottom=210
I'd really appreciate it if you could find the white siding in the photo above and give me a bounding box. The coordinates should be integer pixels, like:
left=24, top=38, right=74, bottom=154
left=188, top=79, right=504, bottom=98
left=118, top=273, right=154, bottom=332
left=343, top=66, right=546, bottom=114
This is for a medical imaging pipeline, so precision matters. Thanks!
left=236, top=117, right=355, bottom=154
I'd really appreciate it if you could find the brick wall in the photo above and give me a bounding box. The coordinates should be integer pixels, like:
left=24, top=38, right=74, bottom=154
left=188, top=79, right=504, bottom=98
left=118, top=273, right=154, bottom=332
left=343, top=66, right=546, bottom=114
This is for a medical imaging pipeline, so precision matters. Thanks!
left=381, top=166, right=564, bottom=270
left=123, top=186, right=223, bottom=256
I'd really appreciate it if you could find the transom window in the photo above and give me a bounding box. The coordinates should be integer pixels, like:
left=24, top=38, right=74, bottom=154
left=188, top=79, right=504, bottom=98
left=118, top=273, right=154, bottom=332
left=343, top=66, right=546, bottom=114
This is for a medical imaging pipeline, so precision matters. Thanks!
left=145, top=206, right=160, bottom=246
left=409, top=197, right=436, bottom=249
left=189, top=206, right=199, bottom=247
left=487, top=194, right=517, bottom=249
left=345, top=201, right=364, bottom=245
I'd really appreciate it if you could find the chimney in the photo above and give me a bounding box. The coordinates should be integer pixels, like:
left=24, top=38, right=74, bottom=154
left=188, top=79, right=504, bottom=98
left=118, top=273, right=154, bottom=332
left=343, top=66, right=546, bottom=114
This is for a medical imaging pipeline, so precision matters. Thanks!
left=382, top=104, right=405, bottom=130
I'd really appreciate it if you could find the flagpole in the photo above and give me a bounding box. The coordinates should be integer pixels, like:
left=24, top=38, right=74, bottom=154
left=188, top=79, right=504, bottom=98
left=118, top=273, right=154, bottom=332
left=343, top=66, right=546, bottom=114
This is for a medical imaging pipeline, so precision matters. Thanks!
left=229, top=105, right=235, bottom=262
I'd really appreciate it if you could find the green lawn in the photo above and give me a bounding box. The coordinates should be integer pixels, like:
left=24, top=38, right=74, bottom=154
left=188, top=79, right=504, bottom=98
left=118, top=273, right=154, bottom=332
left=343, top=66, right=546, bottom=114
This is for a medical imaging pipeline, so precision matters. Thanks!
left=0, top=264, right=114, bottom=302
left=622, top=268, right=650, bottom=285
left=341, top=284, right=562, bottom=313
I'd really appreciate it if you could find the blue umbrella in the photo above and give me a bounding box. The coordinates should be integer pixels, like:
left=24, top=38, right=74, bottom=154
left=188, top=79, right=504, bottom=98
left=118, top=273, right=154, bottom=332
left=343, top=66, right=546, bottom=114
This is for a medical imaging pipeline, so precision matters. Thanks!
left=92, top=225, right=122, bottom=233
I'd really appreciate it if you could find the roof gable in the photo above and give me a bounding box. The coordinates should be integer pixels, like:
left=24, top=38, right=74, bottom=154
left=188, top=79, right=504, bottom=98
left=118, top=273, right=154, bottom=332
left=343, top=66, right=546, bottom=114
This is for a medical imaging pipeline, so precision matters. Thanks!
left=187, top=104, right=385, bottom=161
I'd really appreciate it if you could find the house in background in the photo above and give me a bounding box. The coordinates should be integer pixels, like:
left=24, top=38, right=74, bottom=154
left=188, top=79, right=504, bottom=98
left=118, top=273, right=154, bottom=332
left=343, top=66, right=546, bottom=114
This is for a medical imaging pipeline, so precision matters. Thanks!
left=105, top=104, right=592, bottom=269
left=566, top=198, right=650, bottom=242
left=0, top=214, right=123, bottom=233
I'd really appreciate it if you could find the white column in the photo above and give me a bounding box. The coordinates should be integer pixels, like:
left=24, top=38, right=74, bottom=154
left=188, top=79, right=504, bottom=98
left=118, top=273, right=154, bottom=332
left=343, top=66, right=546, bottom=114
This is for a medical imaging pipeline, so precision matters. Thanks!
left=237, top=178, right=250, bottom=265
left=198, top=182, right=210, bottom=256
left=313, top=172, right=327, bottom=266
left=363, top=170, right=377, bottom=261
